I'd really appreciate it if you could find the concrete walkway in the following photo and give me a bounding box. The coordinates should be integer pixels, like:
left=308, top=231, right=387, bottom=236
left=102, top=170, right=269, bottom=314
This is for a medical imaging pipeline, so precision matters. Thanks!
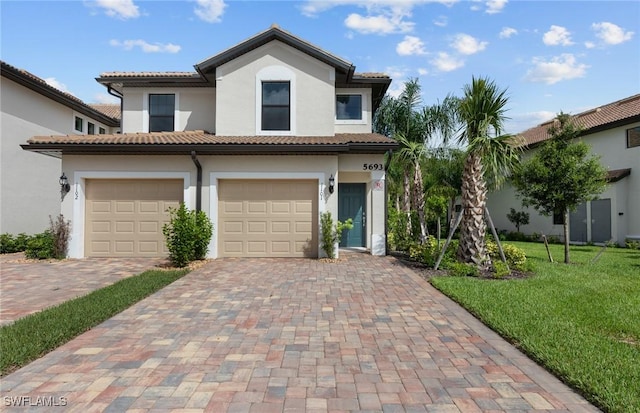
left=0, top=253, right=599, bottom=412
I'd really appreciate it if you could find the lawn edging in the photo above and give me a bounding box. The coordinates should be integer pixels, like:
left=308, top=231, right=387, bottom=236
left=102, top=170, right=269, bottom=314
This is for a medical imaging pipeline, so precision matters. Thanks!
left=0, top=268, right=189, bottom=376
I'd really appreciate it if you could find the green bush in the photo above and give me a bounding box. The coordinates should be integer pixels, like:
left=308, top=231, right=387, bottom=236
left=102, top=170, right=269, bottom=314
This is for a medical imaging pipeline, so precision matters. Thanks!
left=25, top=231, right=55, bottom=259
left=388, top=207, right=420, bottom=252
left=163, top=204, right=214, bottom=267
left=320, top=211, right=353, bottom=259
left=447, top=261, right=479, bottom=277
left=492, top=261, right=510, bottom=278
left=486, top=240, right=527, bottom=271
left=625, top=239, right=640, bottom=250
left=0, top=233, right=30, bottom=254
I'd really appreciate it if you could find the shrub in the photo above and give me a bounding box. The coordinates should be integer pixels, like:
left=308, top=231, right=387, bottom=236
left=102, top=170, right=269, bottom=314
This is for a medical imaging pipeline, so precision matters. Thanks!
left=388, top=207, right=420, bottom=252
left=447, top=262, right=479, bottom=277
left=320, top=212, right=353, bottom=259
left=486, top=240, right=527, bottom=271
left=25, top=231, right=54, bottom=259
left=49, top=214, right=71, bottom=259
left=492, top=261, right=510, bottom=278
left=0, top=233, right=31, bottom=254
left=506, top=208, right=530, bottom=232
left=625, top=239, right=640, bottom=250
left=163, top=204, right=213, bottom=267
left=408, top=236, right=458, bottom=268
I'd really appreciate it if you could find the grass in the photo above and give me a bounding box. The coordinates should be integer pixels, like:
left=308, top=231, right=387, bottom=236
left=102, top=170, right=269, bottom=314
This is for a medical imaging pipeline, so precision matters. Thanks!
left=0, top=268, right=189, bottom=376
left=431, top=242, right=640, bottom=413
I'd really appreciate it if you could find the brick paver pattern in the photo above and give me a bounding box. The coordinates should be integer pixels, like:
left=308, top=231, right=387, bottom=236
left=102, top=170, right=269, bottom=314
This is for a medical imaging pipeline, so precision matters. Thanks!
left=0, top=253, right=164, bottom=325
left=0, top=252, right=600, bottom=412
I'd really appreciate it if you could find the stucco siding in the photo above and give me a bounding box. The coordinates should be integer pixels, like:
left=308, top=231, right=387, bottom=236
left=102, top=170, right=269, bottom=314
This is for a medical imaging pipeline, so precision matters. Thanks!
left=1, top=78, right=111, bottom=234
left=216, top=41, right=335, bottom=136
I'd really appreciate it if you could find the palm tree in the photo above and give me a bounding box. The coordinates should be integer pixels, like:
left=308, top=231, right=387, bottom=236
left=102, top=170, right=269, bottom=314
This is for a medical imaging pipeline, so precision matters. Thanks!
left=455, top=76, right=520, bottom=268
left=396, top=133, right=429, bottom=241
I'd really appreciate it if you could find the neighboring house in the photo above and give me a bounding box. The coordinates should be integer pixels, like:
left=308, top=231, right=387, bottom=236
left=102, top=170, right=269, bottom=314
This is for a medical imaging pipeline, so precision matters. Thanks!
left=487, top=94, right=640, bottom=245
left=1, top=61, right=120, bottom=235
left=22, top=25, right=397, bottom=259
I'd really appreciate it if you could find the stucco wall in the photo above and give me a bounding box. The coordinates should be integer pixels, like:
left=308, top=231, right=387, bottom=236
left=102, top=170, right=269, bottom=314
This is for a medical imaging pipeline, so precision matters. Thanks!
left=487, top=121, right=640, bottom=244
left=120, top=87, right=216, bottom=133
left=1, top=78, right=110, bottom=234
left=215, top=41, right=335, bottom=136
left=60, top=153, right=387, bottom=258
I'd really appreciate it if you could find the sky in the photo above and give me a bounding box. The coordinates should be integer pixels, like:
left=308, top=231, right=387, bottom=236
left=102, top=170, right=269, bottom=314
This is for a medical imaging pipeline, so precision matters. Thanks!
left=1, top=0, right=639, bottom=134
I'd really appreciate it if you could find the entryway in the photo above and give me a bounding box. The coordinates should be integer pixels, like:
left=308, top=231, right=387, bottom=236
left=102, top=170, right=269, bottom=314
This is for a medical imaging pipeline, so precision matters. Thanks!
left=338, top=183, right=366, bottom=248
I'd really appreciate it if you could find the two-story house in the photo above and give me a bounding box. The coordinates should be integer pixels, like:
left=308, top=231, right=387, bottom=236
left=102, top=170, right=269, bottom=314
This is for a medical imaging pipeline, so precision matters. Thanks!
left=1, top=61, right=120, bottom=235
left=22, top=25, right=397, bottom=259
left=486, top=94, right=640, bottom=245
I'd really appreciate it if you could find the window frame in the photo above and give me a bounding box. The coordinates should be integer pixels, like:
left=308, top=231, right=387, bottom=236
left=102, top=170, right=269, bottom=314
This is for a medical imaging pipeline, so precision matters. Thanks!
left=335, top=93, right=365, bottom=124
left=148, top=94, right=176, bottom=132
left=87, top=122, right=95, bottom=135
left=74, top=116, right=83, bottom=133
left=627, top=126, right=640, bottom=148
left=261, top=81, right=291, bottom=132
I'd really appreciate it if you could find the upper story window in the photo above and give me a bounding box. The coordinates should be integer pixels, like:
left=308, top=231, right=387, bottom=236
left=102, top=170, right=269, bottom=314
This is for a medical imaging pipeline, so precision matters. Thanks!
left=74, top=116, right=83, bottom=132
left=87, top=122, right=95, bottom=135
left=149, top=94, right=175, bottom=132
left=99, top=127, right=106, bottom=134
left=262, top=82, right=290, bottom=131
left=627, top=126, right=640, bottom=148
left=336, top=94, right=363, bottom=121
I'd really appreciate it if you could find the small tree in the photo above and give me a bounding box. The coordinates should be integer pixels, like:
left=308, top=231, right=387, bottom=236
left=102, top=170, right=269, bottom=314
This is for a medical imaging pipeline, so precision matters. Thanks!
left=512, top=113, right=607, bottom=263
left=506, top=208, right=529, bottom=232
left=320, top=212, right=353, bottom=259
left=163, top=204, right=213, bottom=267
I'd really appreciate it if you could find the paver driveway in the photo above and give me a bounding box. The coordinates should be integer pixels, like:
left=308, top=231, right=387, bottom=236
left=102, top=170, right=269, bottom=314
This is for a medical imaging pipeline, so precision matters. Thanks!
left=1, top=252, right=599, bottom=412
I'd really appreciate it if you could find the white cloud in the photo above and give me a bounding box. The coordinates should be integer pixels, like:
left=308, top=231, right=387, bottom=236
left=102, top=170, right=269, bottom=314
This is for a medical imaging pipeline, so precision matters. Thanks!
left=194, top=0, right=226, bottom=23
left=431, top=52, right=464, bottom=72
left=396, top=35, right=426, bottom=56
left=591, top=22, right=634, bottom=45
left=584, top=41, right=596, bottom=49
left=94, top=93, right=120, bottom=104
left=433, top=15, right=447, bottom=27
left=109, top=39, right=181, bottom=53
left=506, top=110, right=556, bottom=134
left=344, top=12, right=414, bottom=35
left=94, top=0, right=140, bottom=19
left=43, top=77, right=73, bottom=95
left=543, top=25, right=573, bottom=46
left=525, top=54, right=588, bottom=84
left=485, top=0, right=507, bottom=14
left=451, top=33, right=487, bottom=55
left=300, top=0, right=459, bottom=18
left=499, top=27, right=517, bottom=39
left=418, top=68, right=429, bottom=75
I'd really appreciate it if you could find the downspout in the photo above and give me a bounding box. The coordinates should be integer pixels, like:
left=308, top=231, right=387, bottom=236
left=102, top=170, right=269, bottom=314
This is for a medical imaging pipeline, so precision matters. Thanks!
left=384, top=149, right=393, bottom=256
left=107, top=86, right=123, bottom=132
left=191, top=151, right=202, bottom=212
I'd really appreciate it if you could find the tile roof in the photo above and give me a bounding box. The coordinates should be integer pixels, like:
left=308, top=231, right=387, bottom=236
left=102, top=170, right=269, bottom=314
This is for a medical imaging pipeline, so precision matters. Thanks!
left=27, top=131, right=394, bottom=146
left=519, top=94, right=640, bottom=146
left=89, top=104, right=121, bottom=120
left=354, top=72, right=390, bottom=79
left=98, top=71, right=201, bottom=78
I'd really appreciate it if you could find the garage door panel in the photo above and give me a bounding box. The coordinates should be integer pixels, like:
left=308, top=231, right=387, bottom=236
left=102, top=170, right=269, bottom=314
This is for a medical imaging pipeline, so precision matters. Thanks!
left=219, top=180, right=317, bottom=258
left=85, top=179, right=182, bottom=257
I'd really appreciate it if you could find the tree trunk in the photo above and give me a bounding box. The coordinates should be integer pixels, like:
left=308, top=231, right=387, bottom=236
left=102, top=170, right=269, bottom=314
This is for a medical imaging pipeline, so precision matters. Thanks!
left=413, top=161, right=428, bottom=242
left=457, top=152, right=491, bottom=269
left=563, top=210, right=570, bottom=264
left=403, top=168, right=412, bottom=237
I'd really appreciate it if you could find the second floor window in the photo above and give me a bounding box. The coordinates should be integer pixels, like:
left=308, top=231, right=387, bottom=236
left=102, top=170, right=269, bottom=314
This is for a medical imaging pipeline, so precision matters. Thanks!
left=149, top=94, right=175, bottom=132
left=88, top=122, right=95, bottom=135
left=262, top=82, right=290, bottom=131
left=627, top=126, right=640, bottom=148
left=74, top=116, right=83, bottom=132
left=336, top=94, right=362, bottom=120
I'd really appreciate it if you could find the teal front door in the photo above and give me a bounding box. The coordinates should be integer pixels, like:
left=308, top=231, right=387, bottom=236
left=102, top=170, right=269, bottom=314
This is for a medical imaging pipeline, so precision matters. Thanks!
left=338, top=183, right=366, bottom=247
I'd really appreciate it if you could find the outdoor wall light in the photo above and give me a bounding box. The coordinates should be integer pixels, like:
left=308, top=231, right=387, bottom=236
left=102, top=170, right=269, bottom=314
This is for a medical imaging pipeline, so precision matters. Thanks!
left=328, top=174, right=335, bottom=194
left=59, top=173, right=70, bottom=194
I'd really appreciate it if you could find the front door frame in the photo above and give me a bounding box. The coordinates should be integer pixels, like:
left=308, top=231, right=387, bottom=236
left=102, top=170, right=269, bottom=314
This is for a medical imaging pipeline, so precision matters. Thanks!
left=338, top=182, right=366, bottom=248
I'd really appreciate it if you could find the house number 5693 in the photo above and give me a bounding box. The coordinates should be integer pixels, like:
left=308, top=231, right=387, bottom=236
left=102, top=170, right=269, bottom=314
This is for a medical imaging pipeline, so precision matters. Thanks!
left=363, top=163, right=384, bottom=171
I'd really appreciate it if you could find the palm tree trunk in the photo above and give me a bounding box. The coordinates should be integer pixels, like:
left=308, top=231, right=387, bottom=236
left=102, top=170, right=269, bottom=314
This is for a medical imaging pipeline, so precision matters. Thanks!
left=413, top=161, right=428, bottom=242
left=457, top=152, right=490, bottom=269
left=403, top=168, right=412, bottom=237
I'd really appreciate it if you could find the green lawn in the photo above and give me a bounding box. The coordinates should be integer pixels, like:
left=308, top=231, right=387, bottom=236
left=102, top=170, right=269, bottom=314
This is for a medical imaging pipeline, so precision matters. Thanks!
left=431, top=242, right=640, bottom=413
left=0, top=268, right=189, bottom=376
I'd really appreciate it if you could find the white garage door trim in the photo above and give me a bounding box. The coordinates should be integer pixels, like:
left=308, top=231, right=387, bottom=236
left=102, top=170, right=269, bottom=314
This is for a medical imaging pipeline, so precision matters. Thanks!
left=69, top=171, right=191, bottom=258
left=209, top=172, right=326, bottom=259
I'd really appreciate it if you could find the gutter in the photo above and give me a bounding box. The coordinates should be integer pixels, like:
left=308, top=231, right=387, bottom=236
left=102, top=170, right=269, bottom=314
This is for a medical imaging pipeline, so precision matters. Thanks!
left=191, top=151, right=202, bottom=212
left=383, top=149, right=394, bottom=256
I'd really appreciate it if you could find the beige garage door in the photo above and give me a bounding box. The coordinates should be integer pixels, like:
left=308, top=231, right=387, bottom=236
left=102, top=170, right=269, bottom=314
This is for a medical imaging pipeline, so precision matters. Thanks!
left=85, top=179, right=183, bottom=257
left=218, top=179, right=318, bottom=258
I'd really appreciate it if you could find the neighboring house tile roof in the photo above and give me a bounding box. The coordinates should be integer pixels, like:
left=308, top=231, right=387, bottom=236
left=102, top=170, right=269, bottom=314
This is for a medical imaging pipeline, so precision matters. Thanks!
left=89, top=104, right=121, bottom=120
left=1, top=61, right=120, bottom=127
left=519, top=94, right=640, bottom=147
left=23, top=131, right=397, bottom=156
